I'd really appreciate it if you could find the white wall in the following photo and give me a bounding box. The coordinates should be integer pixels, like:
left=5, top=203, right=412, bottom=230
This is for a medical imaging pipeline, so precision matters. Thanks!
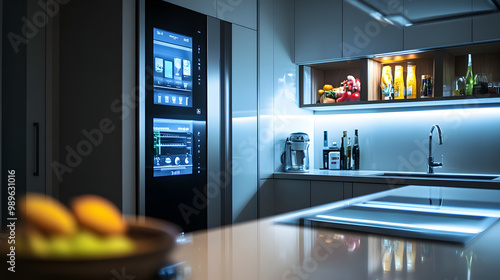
left=272, top=0, right=314, bottom=172
left=314, top=107, right=500, bottom=174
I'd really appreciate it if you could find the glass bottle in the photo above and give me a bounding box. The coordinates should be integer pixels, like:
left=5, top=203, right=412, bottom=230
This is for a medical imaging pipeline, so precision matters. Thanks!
left=421, top=75, right=432, bottom=98
left=381, top=65, right=393, bottom=100
left=406, top=62, right=417, bottom=99
left=352, top=129, right=360, bottom=170
left=394, top=65, right=405, bottom=99
left=346, top=137, right=352, bottom=170
left=465, top=54, right=474, bottom=95
left=340, top=131, right=347, bottom=170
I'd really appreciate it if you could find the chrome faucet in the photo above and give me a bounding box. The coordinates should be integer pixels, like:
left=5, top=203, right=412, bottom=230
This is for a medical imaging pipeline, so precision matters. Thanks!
left=428, top=124, right=443, bottom=174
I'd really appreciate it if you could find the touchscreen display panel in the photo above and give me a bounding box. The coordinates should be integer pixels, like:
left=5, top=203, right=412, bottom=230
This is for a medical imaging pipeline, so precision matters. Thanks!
left=153, top=28, right=193, bottom=107
left=153, top=118, right=193, bottom=177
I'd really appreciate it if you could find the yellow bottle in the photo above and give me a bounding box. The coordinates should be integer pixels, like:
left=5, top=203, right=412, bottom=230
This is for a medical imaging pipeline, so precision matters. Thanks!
left=394, top=239, right=404, bottom=271
left=382, top=238, right=393, bottom=272
left=394, top=65, right=405, bottom=99
left=406, top=62, right=417, bottom=99
left=380, top=65, right=393, bottom=100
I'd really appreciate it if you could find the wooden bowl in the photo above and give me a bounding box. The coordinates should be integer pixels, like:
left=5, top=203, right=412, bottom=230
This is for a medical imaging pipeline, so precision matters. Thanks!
left=2, top=217, right=180, bottom=280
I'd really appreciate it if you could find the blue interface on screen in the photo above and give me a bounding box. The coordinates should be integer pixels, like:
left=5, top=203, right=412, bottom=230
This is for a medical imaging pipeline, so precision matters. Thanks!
left=153, top=28, right=193, bottom=107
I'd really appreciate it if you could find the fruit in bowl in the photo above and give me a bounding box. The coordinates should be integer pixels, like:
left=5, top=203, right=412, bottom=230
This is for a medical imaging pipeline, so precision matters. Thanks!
left=1, top=193, right=179, bottom=280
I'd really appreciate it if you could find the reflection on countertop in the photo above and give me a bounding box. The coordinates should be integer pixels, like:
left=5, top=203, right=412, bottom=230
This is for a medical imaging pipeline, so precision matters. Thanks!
left=167, top=186, right=500, bottom=280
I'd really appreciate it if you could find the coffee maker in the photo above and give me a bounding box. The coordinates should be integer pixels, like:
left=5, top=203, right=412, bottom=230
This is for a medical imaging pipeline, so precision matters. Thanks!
left=281, top=132, right=310, bottom=172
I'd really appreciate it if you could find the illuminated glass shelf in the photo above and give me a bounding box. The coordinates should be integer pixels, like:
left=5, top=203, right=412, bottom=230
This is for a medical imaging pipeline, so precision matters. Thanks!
left=302, top=96, right=500, bottom=113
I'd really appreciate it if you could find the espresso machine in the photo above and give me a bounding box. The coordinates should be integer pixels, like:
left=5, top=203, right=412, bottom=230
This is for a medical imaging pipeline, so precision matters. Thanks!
left=281, top=132, right=310, bottom=172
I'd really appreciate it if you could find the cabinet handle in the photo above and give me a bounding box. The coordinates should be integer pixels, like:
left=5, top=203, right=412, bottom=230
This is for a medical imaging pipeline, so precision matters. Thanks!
left=33, top=122, right=40, bottom=176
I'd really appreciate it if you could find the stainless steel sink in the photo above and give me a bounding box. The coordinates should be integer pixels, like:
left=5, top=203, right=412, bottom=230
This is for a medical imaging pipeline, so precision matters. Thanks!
left=376, top=172, right=499, bottom=180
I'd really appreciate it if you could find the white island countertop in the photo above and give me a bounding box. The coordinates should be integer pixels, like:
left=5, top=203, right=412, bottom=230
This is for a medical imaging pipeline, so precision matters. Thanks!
left=170, top=185, right=500, bottom=280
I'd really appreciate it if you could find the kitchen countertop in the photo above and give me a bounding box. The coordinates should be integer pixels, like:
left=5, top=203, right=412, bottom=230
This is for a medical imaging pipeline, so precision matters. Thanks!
left=170, top=185, right=500, bottom=280
left=274, top=169, right=500, bottom=188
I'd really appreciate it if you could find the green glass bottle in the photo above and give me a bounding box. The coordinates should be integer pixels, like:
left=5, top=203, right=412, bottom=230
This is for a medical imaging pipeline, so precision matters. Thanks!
left=465, top=54, right=474, bottom=95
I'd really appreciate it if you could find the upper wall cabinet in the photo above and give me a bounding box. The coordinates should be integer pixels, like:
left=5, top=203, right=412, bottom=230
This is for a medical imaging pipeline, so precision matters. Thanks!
left=165, top=0, right=257, bottom=30
left=473, top=0, right=500, bottom=42
left=403, top=0, right=472, bottom=50
left=165, top=0, right=217, bottom=18
left=404, top=0, right=472, bottom=22
left=342, top=0, right=403, bottom=58
left=217, top=0, right=257, bottom=30
left=294, top=0, right=342, bottom=64
left=404, top=18, right=472, bottom=50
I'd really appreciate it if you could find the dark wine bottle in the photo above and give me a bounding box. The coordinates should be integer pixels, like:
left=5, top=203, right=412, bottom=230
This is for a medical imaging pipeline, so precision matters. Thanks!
left=353, top=129, right=360, bottom=170
left=346, top=137, right=352, bottom=170
left=340, top=131, right=347, bottom=170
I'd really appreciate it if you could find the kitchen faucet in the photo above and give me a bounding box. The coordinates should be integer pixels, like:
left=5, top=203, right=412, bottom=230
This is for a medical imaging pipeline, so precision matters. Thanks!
left=428, top=124, right=443, bottom=174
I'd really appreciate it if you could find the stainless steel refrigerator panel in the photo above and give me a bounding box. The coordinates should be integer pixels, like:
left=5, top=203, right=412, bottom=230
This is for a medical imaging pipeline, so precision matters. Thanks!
left=206, top=17, right=222, bottom=228
left=231, top=25, right=258, bottom=223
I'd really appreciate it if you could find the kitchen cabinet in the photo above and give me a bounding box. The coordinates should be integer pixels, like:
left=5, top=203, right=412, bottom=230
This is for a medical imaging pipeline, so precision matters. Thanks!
left=165, top=0, right=257, bottom=30
left=54, top=0, right=135, bottom=212
left=342, top=0, right=403, bottom=58
left=473, top=0, right=500, bottom=42
left=299, top=41, right=500, bottom=111
left=2, top=0, right=48, bottom=209
left=311, top=181, right=344, bottom=207
left=217, top=0, right=257, bottom=31
left=273, top=179, right=311, bottom=215
left=404, top=18, right=472, bottom=50
left=403, top=0, right=472, bottom=50
left=352, top=183, right=402, bottom=197
left=473, top=14, right=500, bottom=42
left=164, top=0, right=217, bottom=18
left=404, top=0, right=472, bottom=22
left=294, top=0, right=342, bottom=64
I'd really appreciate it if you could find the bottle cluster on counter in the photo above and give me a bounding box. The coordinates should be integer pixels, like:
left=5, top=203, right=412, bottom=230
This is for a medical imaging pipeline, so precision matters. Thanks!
left=323, top=129, right=360, bottom=170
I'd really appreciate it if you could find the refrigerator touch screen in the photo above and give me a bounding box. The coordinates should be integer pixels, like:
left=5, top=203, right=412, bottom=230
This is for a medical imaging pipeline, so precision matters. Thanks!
left=153, top=118, right=194, bottom=177
left=153, top=28, right=193, bottom=107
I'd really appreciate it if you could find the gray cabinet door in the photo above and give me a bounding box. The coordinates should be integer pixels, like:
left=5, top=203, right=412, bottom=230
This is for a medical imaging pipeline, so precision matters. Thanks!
left=294, top=0, right=342, bottom=64
left=352, top=183, right=401, bottom=198
left=404, top=0, right=472, bottom=22
left=473, top=0, right=500, bottom=42
left=274, top=179, right=311, bottom=215
left=403, top=0, right=472, bottom=50
left=404, top=18, right=472, bottom=50
left=217, top=0, right=257, bottom=30
left=311, top=181, right=344, bottom=207
left=164, top=0, right=217, bottom=17
left=342, top=0, right=403, bottom=58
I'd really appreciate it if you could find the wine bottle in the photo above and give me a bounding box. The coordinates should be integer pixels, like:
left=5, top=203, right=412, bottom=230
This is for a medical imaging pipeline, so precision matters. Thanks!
left=346, top=137, right=352, bottom=170
left=465, top=54, right=474, bottom=95
left=340, top=131, right=347, bottom=170
left=352, top=129, right=360, bottom=170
